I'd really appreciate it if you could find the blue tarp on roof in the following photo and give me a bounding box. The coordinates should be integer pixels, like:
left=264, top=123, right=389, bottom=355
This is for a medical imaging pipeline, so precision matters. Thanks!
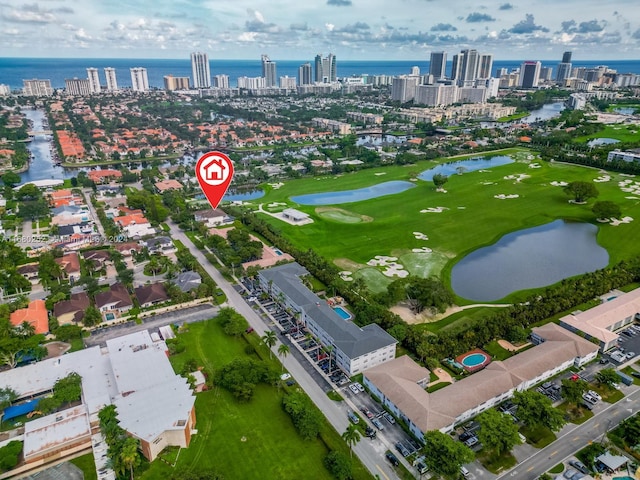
left=2, top=398, right=40, bottom=421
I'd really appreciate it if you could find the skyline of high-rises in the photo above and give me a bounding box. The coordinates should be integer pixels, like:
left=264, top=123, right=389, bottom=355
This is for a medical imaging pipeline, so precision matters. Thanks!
left=190, top=52, right=211, bottom=89
left=298, top=62, right=312, bottom=85
left=520, top=61, right=542, bottom=89
left=86, top=68, right=101, bottom=94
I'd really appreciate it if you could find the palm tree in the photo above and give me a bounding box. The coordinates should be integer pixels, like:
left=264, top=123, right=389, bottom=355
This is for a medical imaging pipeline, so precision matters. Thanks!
left=119, top=437, right=141, bottom=480
left=262, top=331, right=277, bottom=359
left=277, top=343, right=290, bottom=372
left=342, top=424, right=361, bottom=458
left=19, top=321, right=35, bottom=337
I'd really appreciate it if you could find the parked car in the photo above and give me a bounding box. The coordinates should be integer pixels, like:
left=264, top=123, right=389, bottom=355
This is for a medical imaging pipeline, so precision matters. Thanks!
left=372, top=418, right=384, bottom=430
left=569, top=459, right=590, bottom=474
left=582, top=393, right=597, bottom=405
left=349, top=384, right=360, bottom=395
left=347, top=411, right=359, bottom=424
left=383, top=412, right=396, bottom=424
left=365, top=426, right=376, bottom=438
left=464, top=436, right=478, bottom=447
left=355, top=382, right=365, bottom=392
left=395, top=442, right=410, bottom=457
left=563, top=468, right=579, bottom=479
left=627, top=351, right=636, bottom=359
left=386, top=452, right=399, bottom=466
left=459, top=431, right=474, bottom=442
left=460, top=466, right=471, bottom=477
left=587, top=390, right=601, bottom=401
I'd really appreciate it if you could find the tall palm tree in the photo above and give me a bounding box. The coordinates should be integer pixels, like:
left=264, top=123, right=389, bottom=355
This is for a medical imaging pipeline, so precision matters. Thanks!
left=262, top=331, right=277, bottom=359
left=119, top=437, right=141, bottom=480
left=19, top=321, right=35, bottom=337
left=342, top=424, right=361, bottom=458
left=277, top=343, right=290, bottom=372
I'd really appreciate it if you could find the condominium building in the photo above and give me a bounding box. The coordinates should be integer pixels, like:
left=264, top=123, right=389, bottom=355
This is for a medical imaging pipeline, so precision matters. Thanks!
left=519, top=61, right=541, bottom=89
left=315, top=53, right=337, bottom=83
left=190, top=52, right=211, bottom=88
left=258, top=263, right=396, bottom=376
left=414, top=84, right=458, bottom=107
left=607, top=149, right=640, bottom=164
left=261, top=54, right=277, bottom=88
left=104, top=67, right=118, bottom=92
left=213, top=75, right=229, bottom=88
left=429, top=51, right=447, bottom=79
left=86, top=68, right=101, bottom=94
left=164, top=75, right=190, bottom=91
left=130, top=67, right=149, bottom=92
left=454, top=49, right=481, bottom=87
left=458, top=86, right=487, bottom=104
left=237, top=76, right=265, bottom=89
left=478, top=54, right=493, bottom=79
left=65, top=78, right=91, bottom=96
left=364, top=324, right=598, bottom=440
left=0, top=84, right=10, bottom=96
left=391, top=75, right=420, bottom=103
left=22, top=79, right=53, bottom=96
left=298, top=62, right=313, bottom=85
left=279, top=76, right=297, bottom=90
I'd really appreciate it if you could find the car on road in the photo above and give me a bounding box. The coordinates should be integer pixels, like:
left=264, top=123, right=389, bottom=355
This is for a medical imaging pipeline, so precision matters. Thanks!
left=360, top=406, right=374, bottom=419
left=347, top=411, right=359, bottom=424
left=460, top=466, right=471, bottom=477
left=385, top=452, right=399, bottom=467
left=372, top=418, right=384, bottom=430
left=365, top=426, right=376, bottom=438
left=349, top=384, right=360, bottom=394
left=569, top=459, right=590, bottom=474
left=383, top=412, right=396, bottom=424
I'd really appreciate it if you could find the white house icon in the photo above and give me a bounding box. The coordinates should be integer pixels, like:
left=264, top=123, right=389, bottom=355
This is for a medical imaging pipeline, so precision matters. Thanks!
left=202, top=157, right=226, bottom=181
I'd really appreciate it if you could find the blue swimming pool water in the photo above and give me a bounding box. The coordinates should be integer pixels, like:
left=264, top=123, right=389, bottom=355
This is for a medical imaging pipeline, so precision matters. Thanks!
left=462, top=353, right=488, bottom=367
left=333, top=306, right=352, bottom=320
left=105, top=313, right=116, bottom=321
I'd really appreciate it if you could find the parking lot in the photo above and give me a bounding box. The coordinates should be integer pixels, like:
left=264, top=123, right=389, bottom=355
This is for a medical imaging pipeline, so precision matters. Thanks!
left=606, top=322, right=640, bottom=364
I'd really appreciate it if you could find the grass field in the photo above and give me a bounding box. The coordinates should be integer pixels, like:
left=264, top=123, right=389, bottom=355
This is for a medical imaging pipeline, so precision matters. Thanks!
left=575, top=124, right=640, bottom=143
left=140, top=320, right=368, bottom=480
left=249, top=148, right=640, bottom=301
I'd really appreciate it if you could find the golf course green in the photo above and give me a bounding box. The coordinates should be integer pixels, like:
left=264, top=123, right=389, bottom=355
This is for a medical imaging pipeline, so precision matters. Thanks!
left=247, top=149, right=640, bottom=301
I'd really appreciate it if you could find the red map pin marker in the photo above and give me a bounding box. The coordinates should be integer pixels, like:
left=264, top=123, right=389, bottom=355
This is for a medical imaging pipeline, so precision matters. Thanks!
left=195, top=151, right=235, bottom=209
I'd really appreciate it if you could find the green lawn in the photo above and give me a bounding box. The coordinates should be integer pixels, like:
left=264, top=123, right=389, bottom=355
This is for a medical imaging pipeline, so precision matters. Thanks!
left=621, top=366, right=640, bottom=385
left=247, top=149, right=640, bottom=301
left=141, top=320, right=370, bottom=480
left=520, top=425, right=557, bottom=448
left=557, top=402, right=594, bottom=424
left=70, top=453, right=97, bottom=480
left=477, top=450, right=517, bottom=474
left=589, top=383, right=625, bottom=402
left=574, top=124, right=640, bottom=143
left=483, top=341, right=513, bottom=361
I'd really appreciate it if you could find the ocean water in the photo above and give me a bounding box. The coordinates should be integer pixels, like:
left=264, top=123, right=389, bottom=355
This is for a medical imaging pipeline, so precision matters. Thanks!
left=1, top=57, right=639, bottom=90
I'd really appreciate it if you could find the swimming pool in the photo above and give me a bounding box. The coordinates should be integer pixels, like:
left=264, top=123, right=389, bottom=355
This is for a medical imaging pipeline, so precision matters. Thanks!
left=462, top=353, right=488, bottom=368
left=105, top=313, right=116, bottom=321
left=273, top=248, right=283, bottom=256
left=333, top=306, right=352, bottom=320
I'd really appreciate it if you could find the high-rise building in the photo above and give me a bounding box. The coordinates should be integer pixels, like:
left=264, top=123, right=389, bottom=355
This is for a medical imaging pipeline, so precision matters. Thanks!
left=556, top=51, right=572, bottom=84
left=315, top=53, right=337, bottom=83
left=478, top=54, right=493, bottom=79
left=562, top=51, right=572, bottom=64
left=450, top=54, right=463, bottom=83
left=410, top=66, right=420, bottom=76
left=280, top=76, right=297, bottom=89
left=391, top=75, right=419, bottom=103
left=0, top=84, right=10, bottom=96
left=130, top=67, right=149, bottom=92
left=519, top=61, right=541, bottom=89
left=104, top=68, right=118, bottom=92
left=261, top=55, right=277, bottom=87
left=164, top=75, right=190, bottom=91
left=65, top=78, right=91, bottom=96
left=415, top=84, right=458, bottom=106
left=237, top=77, right=265, bottom=89
left=298, top=63, right=312, bottom=85
left=429, top=51, right=447, bottom=79
left=539, top=66, right=553, bottom=82
left=191, top=52, right=211, bottom=89
left=23, top=79, right=53, bottom=96
left=213, top=75, right=229, bottom=88
left=87, top=68, right=101, bottom=94
left=458, top=49, right=480, bottom=86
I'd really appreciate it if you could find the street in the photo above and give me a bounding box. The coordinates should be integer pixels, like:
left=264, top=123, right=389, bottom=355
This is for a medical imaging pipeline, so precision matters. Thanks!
left=166, top=220, right=401, bottom=480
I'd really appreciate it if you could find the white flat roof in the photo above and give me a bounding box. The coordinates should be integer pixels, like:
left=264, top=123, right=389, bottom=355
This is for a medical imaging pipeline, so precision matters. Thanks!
left=23, top=405, right=91, bottom=459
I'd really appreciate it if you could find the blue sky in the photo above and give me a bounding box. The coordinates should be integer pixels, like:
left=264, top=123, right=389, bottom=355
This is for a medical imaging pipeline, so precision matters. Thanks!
left=2, top=0, right=639, bottom=60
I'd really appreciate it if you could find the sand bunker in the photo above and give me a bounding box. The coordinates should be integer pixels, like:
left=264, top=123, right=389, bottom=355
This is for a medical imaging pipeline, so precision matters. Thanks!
left=619, top=179, right=640, bottom=195
left=413, top=232, right=429, bottom=240
left=528, top=163, right=541, bottom=168
left=504, top=174, right=530, bottom=183
left=268, top=202, right=287, bottom=208
left=374, top=172, right=387, bottom=176
left=383, top=264, right=409, bottom=278
left=458, top=206, right=466, bottom=209
left=367, top=255, right=398, bottom=266
left=339, top=271, right=354, bottom=281
left=268, top=182, right=284, bottom=189
left=610, top=216, right=634, bottom=226
left=550, top=181, right=568, bottom=187
left=420, top=207, right=448, bottom=213
left=478, top=169, right=492, bottom=173
left=625, top=196, right=639, bottom=200
left=593, top=175, right=611, bottom=183
left=482, top=181, right=496, bottom=185
left=412, top=247, right=433, bottom=253
left=494, top=194, right=520, bottom=199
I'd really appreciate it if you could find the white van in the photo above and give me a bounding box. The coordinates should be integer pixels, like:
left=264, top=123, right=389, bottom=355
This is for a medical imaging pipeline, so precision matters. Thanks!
left=460, top=466, right=470, bottom=477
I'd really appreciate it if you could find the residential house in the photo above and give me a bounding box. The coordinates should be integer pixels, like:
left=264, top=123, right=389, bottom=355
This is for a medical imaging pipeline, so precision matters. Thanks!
left=10, top=299, right=49, bottom=335
left=88, top=169, right=123, bottom=183
left=82, top=249, right=111, bottom=270
left=135, top=283, right=169, bottom=308
left=94, top=283, right=133, bottom=319
left=53, top=292, right=90, bottom=325
left=363, top=323, right=599, bottom=440
left=193, top=208, right=231, bottom=227
left=17, top=263, right=40, bottom=284
left=155, top=179, right=183, bottom=193
left=50, top=205, right=91, bottom=226
left=114, top=242, right=142, bottom=257
left=55, top=252, right=81, bottom=283
left=173, top=271, right=202, bottom=292
left=143, top=236, right=175, bottom=254
left=258, top=263, right=397, bottom=376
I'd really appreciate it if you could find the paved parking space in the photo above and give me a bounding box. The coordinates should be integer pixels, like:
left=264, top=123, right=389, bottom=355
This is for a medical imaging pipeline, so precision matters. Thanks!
left=609, top=323, right=640, bottom=363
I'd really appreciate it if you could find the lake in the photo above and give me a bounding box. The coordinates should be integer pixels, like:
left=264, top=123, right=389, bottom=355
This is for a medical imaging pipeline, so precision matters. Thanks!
left=450, top=220, right=609, bottom=301
left=291, top=180, right=415, bottom=206
left=519, top=102, right=565, bottom=124
left=418, top=155, right=514, bottom=181
left=587, top=138, right=620, bottom=147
